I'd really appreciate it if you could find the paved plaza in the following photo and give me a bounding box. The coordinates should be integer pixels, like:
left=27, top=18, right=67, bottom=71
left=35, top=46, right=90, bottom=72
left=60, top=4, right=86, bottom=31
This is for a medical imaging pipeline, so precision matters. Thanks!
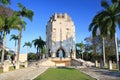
left=78, top=67, right=120, bottom=80
left=0, top=62, right=120, bottom=80
left=0, top=66, right=48, bottom=80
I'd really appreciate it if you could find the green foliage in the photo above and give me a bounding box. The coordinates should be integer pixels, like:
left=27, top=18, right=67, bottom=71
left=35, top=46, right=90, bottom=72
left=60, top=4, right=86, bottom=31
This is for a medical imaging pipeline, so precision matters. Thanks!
left=23, top=42, right=32, bottom=48
left=10, top=34, right=18, bottom=41
left=89, top=0, right=120, bottom=38
left=41, top=47, right=46, bottom=54
left=28, top=52, right=36, bottom=60
left=17, top=3, right=34, bottom=21
left=32, top=36, right=45, bottom=59
left=0, top=12, right=25, bottom=34
left=10, top=34, right=18, bottom=46
left=76, top=42, right=84, bottom=52
left=35, top=68, right=95, bottom=80
left=83, top=36, right=119, bottom=62
left=0, top=0, right=10, bottom=5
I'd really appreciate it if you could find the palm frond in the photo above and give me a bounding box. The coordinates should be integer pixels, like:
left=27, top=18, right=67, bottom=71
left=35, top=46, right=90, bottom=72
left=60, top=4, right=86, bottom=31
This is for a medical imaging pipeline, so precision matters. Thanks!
left=0, top=0, right=10, bottom=5
left=112, top=0, right=120, bottom=3
left=23, top=42, right=32, bottom=48
left=101, top=0, right=110, bottom=9
left=116, top=15, right=120, bottom=29
left=17, top=3, right=25, bottom=10
left=25, top=9, right=34, bottom=21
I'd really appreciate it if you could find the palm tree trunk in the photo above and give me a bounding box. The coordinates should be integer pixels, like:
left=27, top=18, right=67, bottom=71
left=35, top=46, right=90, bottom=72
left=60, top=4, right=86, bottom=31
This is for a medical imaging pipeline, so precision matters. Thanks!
left=1, top=32, right=6, bottom=65
left=15, top=41, right=17, bottom=60
left=26, top=46, right=28, bottom=60
left=115, top=32, right=119, bottom=70
left=16, top=16, right=24, bottom=67
left=16, top=31, right=22, bottom=63
left=37, top=48, right=38, bottom=60
left=102, top=37, right=106, bottom=67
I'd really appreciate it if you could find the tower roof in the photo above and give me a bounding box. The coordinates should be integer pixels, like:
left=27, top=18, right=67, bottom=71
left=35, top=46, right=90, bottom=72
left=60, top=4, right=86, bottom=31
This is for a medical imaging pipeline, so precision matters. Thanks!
left=48, top=13, right=72, bottom=22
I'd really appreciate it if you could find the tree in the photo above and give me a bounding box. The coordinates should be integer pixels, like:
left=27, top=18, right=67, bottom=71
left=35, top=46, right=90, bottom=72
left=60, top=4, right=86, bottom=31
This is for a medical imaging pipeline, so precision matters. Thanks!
left=28, top=52, right=36, bottom=61
left=32, top=36, right=45, bottom=60
left=84, top=36, right=101, bottom=62
left=99, top=0, right=120, bottom=69
left=41, top=47, right=46, bottom=58
left=16, top=3, right=33, bottom=65
left=23, top=42, right=32, bottom=60
left=89, top=0, right=120, bottom=69
left=0, top=0, right=10, bottom=5
left=76, top=42, right=85, bottom=59
left=0, top=12, right=24, bottom=64
left=89, top=11, right=106, bottom=67
left=10, top=34, right=18, bottom=54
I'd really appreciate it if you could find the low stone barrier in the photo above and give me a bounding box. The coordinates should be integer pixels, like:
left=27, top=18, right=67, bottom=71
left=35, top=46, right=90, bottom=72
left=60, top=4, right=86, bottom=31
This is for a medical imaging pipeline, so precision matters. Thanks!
left=3, top=60, right=10, bottom=72
left=71, top=59, right=83, bottom=66
left=95, top=60, right=98, bottom=67
left=108, top=60, right=112, bottom=70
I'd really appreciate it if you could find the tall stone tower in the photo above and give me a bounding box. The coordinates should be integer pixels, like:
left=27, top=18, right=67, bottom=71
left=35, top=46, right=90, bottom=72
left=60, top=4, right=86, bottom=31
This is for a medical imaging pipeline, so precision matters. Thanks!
left=46, top=13, right=76, bottom=59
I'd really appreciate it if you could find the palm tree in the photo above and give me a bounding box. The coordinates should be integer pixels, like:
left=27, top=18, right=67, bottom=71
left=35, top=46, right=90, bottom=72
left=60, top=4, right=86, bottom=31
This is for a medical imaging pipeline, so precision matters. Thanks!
left=10, top=34, right=18, bottom=54
left=89, top=0, right=120, bottom=69
left=76, top=42, right=84, bottom=59
left=16, top=3, right=33, bottom=65
left=41, top=47, right=46, bottom=58
left=23, top=42, right=32, bottom=60
left=89, top=13, right=106, bottom=67
left=0, top=12, right=24, bottom=64
left=32, top=36, right=45, bottom=60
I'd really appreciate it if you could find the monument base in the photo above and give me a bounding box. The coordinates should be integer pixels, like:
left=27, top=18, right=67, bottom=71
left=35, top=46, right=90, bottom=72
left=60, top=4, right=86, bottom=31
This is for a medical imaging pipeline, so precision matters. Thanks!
left=51, top=58, right=71, bottom=66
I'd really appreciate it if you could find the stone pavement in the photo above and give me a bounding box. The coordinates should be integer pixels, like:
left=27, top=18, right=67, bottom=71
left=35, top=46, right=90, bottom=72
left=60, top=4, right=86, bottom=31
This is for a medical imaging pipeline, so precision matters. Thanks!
left=0, top=63, right=120, bottom=80
left=0, top=66, right=48, bottom=80
left=77, top=67, right=120, bottom=80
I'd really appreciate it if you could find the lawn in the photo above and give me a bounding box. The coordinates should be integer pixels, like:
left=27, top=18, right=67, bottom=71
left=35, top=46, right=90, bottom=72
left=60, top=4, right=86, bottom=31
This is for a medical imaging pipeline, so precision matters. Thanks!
left=0, top=67, right=3, bottom=73
left=34, top=68, right=95, bottom=80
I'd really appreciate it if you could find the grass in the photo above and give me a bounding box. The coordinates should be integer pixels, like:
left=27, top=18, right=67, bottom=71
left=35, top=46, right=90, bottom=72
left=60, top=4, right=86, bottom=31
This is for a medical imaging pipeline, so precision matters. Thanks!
left=34, top=68, right=95, bottom=80
left=0, top=67, right=3, bottom=73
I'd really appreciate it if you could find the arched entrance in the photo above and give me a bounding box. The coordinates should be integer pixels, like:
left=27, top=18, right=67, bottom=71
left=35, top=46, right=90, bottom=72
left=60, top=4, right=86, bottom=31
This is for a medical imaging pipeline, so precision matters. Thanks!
left=56, top=48, right=66, bottom=58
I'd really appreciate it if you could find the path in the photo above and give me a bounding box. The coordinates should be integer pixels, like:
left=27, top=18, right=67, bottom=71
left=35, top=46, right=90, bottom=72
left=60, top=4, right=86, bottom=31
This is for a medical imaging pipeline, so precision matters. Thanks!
left=77, top=67, right=120, bottom=80
left=0, top=61, right=120, bottom=80
left=0, top=66, right=48, bottom=80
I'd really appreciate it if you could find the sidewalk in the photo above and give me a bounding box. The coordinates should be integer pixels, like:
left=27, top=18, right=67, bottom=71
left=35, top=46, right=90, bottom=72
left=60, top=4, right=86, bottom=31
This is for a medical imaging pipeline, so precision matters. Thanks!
left=77, top=67, right=120, bottom=80
left=0, top=66, right=48, bottom=80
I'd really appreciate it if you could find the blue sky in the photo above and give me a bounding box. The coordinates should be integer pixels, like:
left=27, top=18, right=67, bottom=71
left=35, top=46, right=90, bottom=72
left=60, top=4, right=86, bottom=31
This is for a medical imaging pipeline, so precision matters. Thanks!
left=6, top=0, right=120, bottom=53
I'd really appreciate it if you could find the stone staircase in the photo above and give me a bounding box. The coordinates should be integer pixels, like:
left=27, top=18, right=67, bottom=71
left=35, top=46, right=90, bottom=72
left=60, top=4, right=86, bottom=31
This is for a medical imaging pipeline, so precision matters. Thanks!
left=37, top=58, right=71, bottom=67
left=32, top=58, right=94, bottom=68
left=38, top=58, right=55, bottom=67
left=71, top=58, right=94, bottom=68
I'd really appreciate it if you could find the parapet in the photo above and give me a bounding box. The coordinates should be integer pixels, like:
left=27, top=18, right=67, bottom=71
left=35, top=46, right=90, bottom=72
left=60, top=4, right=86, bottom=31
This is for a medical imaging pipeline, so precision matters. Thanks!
left=49, top=13, right=72, bottom=22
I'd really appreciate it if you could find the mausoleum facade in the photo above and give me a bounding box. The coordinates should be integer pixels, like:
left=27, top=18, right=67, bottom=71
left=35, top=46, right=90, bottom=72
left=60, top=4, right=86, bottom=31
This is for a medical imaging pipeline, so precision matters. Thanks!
left=46, top=13, right=76, bottom=58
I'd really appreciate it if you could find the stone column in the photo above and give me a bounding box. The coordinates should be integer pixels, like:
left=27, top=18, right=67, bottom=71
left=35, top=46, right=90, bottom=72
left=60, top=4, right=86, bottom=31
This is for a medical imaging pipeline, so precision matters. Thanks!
left=100, top=60, right=104, bottom=68
left=24, top=61, right=28, bottom=68
left=95, top=60, right=98, bottom=67
left=119, top=60, right=120, bottom=71
left=108, top=60, right=112, bottom=70
left=15, top=62, right=20, bottom=69
left=3, top=60, right=10, bottom=72
left=42, top=54, right=45, bottom=58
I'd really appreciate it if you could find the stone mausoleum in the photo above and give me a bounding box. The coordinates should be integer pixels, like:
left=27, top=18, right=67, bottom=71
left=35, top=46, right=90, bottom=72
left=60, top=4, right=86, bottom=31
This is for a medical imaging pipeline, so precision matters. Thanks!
left=46, top=13, right=76, bottom=59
